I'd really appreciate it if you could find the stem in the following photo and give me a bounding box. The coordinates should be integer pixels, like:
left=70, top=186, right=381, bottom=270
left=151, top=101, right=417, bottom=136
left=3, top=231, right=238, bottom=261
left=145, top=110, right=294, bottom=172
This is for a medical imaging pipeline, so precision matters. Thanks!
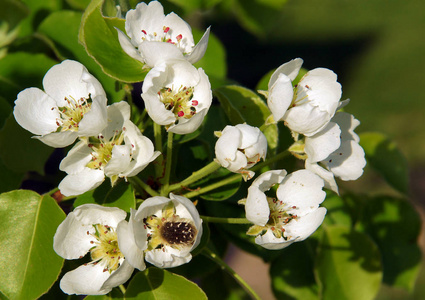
left=153, top=123, right=164, bottom=179
left=201, top=216, right=251, bottom=224
left=183, top=173, right=241, bottom=198
left=128, top=177, right=159, bottom=197
left=250, top=149, right=290, bottom=172
left=118, top=284, right=126, bottom=294
left=43, top=187, right=59, bottom=197
left=166, top=161, right=221, bottom=194
left=202, top=248, right=261, bottom=300
left=160, top=131, right=174, bottom=196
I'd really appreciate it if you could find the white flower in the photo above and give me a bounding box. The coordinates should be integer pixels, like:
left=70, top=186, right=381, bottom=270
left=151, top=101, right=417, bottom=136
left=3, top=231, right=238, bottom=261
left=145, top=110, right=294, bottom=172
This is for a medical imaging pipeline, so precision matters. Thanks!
left=117, top=193, right=202, bottom=269
left=305, top=112, right=366, bottom=193
left=58, top=101, right=160, bottom=196
left=215, top=124, right=267, bottom=180
left=244, top=169, right=326, bottom=250
left=13, top=60, right=108, bottom=147
left=267, top=58, right=342, bottom=136
left=53, top=204, right=133, bottom=295
left=117, top=1, right=210, bottom=68
left=141, top=59, right=212, bottom=134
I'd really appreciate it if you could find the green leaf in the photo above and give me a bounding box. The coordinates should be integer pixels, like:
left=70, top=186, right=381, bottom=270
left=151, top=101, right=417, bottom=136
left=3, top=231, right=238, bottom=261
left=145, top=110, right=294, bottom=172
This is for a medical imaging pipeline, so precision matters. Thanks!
left=197, top=168, right=242, bottom=201
left=74, top=180, right=135, bottom=212
left=125, top=268, right=207, bottom=299
left=0, top=159, right=24, bottom=194
left=0, top=96, right=12, bottom=129
left=18, top=0, right=62, bottom=36
left=213, top=85, right=278, bottom=152
left=315, top=225, right=382, bottom=300
left=321, top=192, right=352, bottom=227
left=38, top=10, right=125, bottom=103
left=0, top=190, right=65, bottom=300
left=270, top=242, right=319, bottom=300
left=358, top=196, right=421, bottom=291
left=0, top=115, right=54, bottom=175
left=79, top=0, right=147, bottom=83
left=359, top=132, right=409, bottom=194
left=0, top=0, right=29, bottom=48
left=0, top=52, right=57, bottom=104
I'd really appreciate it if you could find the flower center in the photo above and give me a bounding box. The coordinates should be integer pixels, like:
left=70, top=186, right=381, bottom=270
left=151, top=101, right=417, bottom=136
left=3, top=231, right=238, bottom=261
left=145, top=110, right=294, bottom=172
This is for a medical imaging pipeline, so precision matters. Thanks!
left=158, top=86, right=198, bottom=121
left=86, top=130, right=126, bottom=170
left=141, top=26, right=187, bottom=53
left=246, top=197, right=298, bottom=240
left=290, top=84, right=310, bottom=108
left=88, top=224, right=123, bottom=273
left=143, top=202, right=197, bottom=251
left=56, top=95, right=92, bottom=132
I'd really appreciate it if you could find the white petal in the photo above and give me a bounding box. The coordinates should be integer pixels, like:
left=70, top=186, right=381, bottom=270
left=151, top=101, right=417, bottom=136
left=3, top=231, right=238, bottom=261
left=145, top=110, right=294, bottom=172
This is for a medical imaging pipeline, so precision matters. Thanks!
left=245, top=185, right=270, bottom=226
left=186, top=27, right=210, bottom=64
left=142, top=91, right=176, bottom=126
left=305, top=159, right=339, bottom=194
left=268, top=74, right=294, bottom=122
left=116, top=28, right=145, bottom=63
left=170, top=194, right=202, bottom=234
left=121, top=120, right=160, bottom=177
left=236, top=124, right=260, bottom=149
left=284, top=102, right=331, bottom=136
left=59, top=168, right=105, bottom=196
left=104, top=145, right=131, bottom=177
left=134, top=196, right=171, bottom=222
left=139, top=41, right=184, bottom=67
left=299, top=68, right=341, bottom=114
left=215, top=125, right=242, bottom=167
left=35, top=131, right=78, bottom=148
left=78, top=94, right=108, bottom=137
left=255, top=229, right=294, bottom=250
left=13, top=88, right=59, bottom=135
left=101, top=260, right=134, bottom=291
left=43, top=60, right=105, bottom=107
left=269, top=58, right=303, bottom=88
left=145, top=248, right=192, bottom=268
left=305, top=121, right=341, bottom=163
left=168, top=108, right=207, bottom=134
left=284, top=207, right=327, bottom=242
left=276, top=170, right=325, bottom=216
left=326, top=140, right=366, bottom=181
left=116, top=219, right=146, bottom=271
left=60, top=263, right=112, bottom=295
left=102, top=101, right=131, bottom=140
left=244, top=131, right=267, bottom=160
left=192, top=68, right=212, bottom=110
left=163, top=12, right=195, bottom=53
left=59, top=140, right=93, bottom=174
left=332, top=112, right=360, bottom=142
left=226, top=151, right=248, bottom=172
left=252, top=169, right=287, bottom=192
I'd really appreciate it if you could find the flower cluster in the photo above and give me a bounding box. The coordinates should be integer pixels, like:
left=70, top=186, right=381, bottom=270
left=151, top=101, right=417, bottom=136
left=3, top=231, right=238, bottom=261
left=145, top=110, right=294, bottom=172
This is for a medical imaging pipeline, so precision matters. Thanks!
left=12, top=0, right=367, bottom=296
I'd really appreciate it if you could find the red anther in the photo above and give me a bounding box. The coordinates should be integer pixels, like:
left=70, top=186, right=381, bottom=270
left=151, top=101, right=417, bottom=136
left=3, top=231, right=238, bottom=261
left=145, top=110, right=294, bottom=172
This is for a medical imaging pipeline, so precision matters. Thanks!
left=163, top=26, right=170, bottom=33
left=103, top=268, right=108, bottom=272
left=123, top=127, right=126, bottom=131
left=166, top=39, right=173, bottom=43
left=178, top=111, right=184, bottom=117
left=292, top=206, right=297, bottom=209
left=192, top=100, right=198, bottom=106
left=142, top=30, right=147, bottom=35
left=176, top=34, right=182, bottom=41
left=158, top=91, right=161, bottom=95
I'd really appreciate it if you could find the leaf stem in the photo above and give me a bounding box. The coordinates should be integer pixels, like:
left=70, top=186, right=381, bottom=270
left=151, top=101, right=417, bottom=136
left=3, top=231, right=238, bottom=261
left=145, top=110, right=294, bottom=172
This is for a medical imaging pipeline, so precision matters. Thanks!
left=202, top=248, right=261, bottom=300
left=128, top=176, right=159, bottom=197
left=160, top=131, right=174, bottom=196
left=118, top=284, right=126, bottom=294
left=166, top=161, right=221, bottom=194
left=201, top=216, right=251, bottom=224
left=183, top=173, right=242, bottom=199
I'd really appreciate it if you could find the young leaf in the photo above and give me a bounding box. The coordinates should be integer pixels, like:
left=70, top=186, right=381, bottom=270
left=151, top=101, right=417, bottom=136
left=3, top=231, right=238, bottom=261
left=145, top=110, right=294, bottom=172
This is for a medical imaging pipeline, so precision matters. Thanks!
left=0, top=190, right=65, bottom=300
left=125, top=268, right=207, bottom=299
left=315, top=225, right=382, bottom=300
left=359, top=132, right=409, bottom=194
left=79, top=0, right=147, bottom=83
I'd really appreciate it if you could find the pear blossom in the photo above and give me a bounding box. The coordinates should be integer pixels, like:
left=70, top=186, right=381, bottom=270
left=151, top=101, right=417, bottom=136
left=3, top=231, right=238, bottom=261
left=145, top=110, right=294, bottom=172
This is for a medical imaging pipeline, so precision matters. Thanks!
left=58, top=101, right=160, bottom=196
left=117, top=194, right=202, bottom=269
left=266, top=58, right=342, bottom=136
left=117, top=1, right=210, bottom=68
left=53, top=204, right=133, bottom=295
left=243, top=169, right=326, bottom=250
left=13, top=60, right=108, bottom=147
left=141, top=59, right=212, bottom=134
left=305, top=112, right=366, bottom=193
left=215, top=124, right=267, bottom=180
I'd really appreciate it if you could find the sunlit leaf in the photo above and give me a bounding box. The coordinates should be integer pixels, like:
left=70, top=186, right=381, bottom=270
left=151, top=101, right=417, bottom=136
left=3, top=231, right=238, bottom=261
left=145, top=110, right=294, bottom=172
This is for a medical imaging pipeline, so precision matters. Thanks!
left=79, top=0, right=147, bottom=83
left=315, top=225, right=382, bottom=300
left=359, top=132, right=409, bottom=194
left=0, top=190, right=65, bottom=300
left=125, top=268, right=207, bottom=299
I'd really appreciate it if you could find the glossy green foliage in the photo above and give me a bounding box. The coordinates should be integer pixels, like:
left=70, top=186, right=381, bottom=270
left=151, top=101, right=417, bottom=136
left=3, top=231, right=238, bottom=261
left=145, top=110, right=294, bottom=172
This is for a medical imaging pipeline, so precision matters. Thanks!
left=0, top=190, right=65, bottom=299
